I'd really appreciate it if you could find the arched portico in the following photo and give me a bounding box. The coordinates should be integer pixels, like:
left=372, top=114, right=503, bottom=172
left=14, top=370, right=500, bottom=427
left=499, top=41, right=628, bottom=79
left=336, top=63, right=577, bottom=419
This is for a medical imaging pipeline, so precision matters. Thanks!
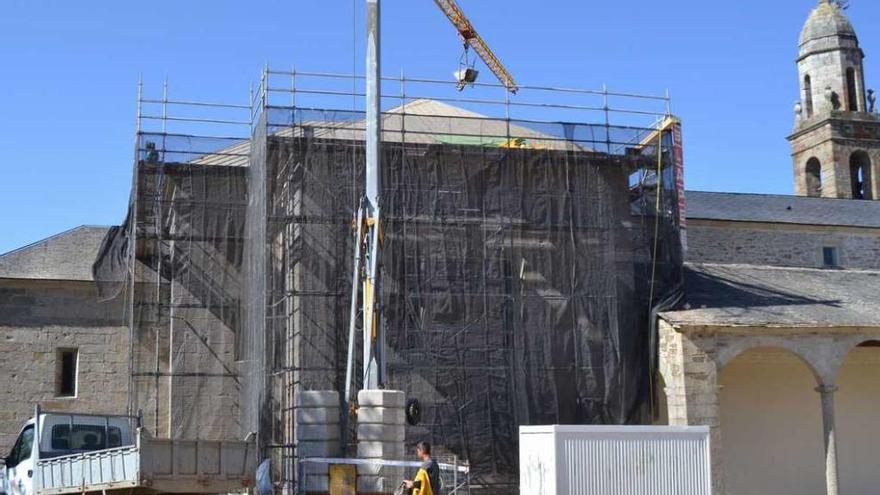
left=658, top=320, right=880, bottom=495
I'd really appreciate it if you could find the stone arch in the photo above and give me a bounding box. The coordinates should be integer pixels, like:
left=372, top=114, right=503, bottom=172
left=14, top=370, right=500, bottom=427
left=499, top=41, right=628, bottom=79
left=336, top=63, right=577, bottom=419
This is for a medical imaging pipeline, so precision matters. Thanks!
left=804, top=74, right=814, bottom=117
left=849, top=150, right=872, bottom=200
left=805, top=157, right=822, bottom=197
left=720, top=346, right=826, bottom=495
left=840, top=338, right=880, bottom=359
left=717, top=339, right=823, bottom=383
left=835, top=339, right=880, bottom=493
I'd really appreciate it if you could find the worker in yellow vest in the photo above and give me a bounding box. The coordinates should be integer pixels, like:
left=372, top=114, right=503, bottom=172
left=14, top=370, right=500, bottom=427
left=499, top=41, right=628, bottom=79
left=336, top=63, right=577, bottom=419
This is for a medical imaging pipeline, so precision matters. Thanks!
left=402, top=442, right=441, bottom=495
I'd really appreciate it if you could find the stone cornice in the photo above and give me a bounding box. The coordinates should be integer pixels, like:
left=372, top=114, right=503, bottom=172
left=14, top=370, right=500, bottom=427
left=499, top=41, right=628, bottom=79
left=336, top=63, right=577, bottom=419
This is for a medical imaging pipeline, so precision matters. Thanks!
left=660, top=321, right=880, bottom=336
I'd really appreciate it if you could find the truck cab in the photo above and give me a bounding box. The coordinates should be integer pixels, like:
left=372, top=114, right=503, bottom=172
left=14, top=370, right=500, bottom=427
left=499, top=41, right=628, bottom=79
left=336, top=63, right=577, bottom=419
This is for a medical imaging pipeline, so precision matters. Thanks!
left=2, top=411, right=135, bottom=495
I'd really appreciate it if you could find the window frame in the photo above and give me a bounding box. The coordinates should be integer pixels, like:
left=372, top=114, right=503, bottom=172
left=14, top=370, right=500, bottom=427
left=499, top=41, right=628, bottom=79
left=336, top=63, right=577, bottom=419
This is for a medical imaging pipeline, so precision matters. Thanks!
left=822, top=246, right=840, bottom=268
left=56, top=348, right=79, bottom=398
left=804, top=75, right=814, bottom=117
left=846, top=67, right=859, bottom=112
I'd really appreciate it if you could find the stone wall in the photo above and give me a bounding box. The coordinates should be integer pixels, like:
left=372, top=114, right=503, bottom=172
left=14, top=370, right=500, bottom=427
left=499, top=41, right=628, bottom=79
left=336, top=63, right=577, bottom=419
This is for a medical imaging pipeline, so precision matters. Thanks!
left=0, top=279, right=128, bottom=454
left=686, top=220, right=880, bottom=269
left=790, top=118, right=880, bottom=200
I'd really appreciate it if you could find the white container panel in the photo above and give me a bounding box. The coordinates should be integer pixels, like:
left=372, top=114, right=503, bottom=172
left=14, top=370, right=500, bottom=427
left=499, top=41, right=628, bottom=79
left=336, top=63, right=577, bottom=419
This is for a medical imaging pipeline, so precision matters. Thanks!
left=519, top=425, right=711, bottom=495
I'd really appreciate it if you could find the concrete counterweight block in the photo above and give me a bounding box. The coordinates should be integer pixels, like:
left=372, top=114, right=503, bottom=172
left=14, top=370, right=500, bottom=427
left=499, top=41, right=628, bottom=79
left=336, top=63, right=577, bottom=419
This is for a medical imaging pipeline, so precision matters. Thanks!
left=294, top=390, right=341, bottom=494
left=356, top=389, right=407, bottom=494
left=357, top=389, right=406, bottom=408
left=356, top=440, right=405, bottom=459
left=295, top=407, right=340, bottom=425
left=295, top=390, right=340, bottom=408
left=357, top=423, right=405, bottom=442
left=296, top=423, right=341, bottom=442
left=358, top=407, right=405, bottom=425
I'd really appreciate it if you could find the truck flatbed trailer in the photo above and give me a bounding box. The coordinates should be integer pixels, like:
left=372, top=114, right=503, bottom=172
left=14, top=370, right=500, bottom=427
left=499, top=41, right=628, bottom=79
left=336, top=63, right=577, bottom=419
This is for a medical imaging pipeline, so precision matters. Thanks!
left=35, top=429, right=256, bottom=495
left=3, top=408, right=256, bottom=495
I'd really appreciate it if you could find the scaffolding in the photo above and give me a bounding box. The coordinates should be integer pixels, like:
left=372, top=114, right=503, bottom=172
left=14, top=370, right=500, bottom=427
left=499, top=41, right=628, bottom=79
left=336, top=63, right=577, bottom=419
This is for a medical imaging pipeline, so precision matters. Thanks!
left=95, top=68, right=684, bottom=493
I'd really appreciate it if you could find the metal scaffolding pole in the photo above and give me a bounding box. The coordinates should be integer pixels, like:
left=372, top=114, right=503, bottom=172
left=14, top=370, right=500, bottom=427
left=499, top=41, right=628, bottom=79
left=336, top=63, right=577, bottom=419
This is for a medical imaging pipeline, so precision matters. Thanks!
left=363, top=0, right=383, bottom=390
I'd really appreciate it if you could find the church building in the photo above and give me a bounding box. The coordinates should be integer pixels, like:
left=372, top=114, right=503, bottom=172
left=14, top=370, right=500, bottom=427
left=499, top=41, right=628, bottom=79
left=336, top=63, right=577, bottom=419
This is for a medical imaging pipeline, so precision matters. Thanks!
left=659, top=2, right=880, bottom=495
left=0, top=2, right=877, bottom=494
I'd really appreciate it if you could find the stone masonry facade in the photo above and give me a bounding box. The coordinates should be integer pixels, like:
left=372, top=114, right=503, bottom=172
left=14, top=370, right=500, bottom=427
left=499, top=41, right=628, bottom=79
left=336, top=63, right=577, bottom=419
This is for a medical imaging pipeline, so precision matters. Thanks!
left=687, top=220, right=880, bottom=269
left=790, top=116, right=880, bottom=200
left=0, top=278, right=128, bottom=454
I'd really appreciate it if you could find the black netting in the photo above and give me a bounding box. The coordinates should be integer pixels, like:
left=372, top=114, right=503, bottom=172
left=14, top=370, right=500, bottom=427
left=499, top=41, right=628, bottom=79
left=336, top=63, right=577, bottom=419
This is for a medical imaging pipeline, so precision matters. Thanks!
left=95, top=98, right=682, bottom=493
left=244, top=107, right=683, bottom=491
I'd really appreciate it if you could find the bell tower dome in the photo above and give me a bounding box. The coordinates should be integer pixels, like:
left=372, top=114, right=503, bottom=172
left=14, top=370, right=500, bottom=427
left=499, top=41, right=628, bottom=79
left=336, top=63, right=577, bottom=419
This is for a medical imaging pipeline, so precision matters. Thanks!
left=789, top=1, right=879, bottom=199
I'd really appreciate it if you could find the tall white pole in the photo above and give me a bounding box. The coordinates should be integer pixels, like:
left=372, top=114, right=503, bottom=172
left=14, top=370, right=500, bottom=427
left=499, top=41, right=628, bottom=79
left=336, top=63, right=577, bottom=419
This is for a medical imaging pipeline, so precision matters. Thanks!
left=363, top=0, right=383, bottom=390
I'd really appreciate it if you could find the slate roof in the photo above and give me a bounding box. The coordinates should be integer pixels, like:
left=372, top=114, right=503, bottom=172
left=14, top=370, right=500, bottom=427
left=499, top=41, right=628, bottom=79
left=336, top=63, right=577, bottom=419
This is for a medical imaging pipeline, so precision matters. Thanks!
left=0, top=226, right=111, bottom=281
left=661, top=263, right=880, bottom=328
left=686, top=191, right=880, bottom=229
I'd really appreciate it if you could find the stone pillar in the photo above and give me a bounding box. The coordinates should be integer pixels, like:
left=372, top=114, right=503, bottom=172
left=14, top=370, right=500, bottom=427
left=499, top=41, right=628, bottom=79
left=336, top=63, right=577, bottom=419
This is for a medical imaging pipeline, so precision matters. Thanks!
left=816, top=385, right=840, bottom=495
left=295, top=390, right=341, bottom=494
left=357, top=390, right=406, bottom=494
left=658, top=321, right=726, bottom=494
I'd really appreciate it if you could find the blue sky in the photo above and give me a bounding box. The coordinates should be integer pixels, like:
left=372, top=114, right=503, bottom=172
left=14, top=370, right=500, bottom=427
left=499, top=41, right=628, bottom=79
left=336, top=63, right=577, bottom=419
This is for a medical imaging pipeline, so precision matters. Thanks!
left=1, top=0, right=877, bottom=254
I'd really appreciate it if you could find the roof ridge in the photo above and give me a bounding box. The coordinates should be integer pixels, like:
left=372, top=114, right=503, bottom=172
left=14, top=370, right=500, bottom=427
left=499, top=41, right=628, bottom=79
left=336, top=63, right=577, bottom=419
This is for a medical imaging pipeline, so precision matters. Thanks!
left=687, top=190, right=880, bottom=204
left=0, top=225, right=110, bottom=259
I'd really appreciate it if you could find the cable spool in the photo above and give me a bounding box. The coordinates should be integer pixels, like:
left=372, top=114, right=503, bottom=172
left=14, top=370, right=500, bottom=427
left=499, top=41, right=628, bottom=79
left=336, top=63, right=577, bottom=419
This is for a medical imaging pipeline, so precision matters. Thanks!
left=405, top=398, right=422, bottom=426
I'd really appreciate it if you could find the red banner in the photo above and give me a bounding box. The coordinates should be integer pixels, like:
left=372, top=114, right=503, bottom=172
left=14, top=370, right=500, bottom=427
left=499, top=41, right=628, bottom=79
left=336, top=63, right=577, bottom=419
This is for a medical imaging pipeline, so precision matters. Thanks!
left=671, top=122, right=687, bottom=252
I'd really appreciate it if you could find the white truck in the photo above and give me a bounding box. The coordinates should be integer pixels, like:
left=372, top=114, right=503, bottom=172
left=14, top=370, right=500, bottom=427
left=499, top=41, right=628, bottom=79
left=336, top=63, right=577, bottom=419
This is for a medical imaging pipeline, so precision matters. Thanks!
left=2, top=407, right=256, bottom=495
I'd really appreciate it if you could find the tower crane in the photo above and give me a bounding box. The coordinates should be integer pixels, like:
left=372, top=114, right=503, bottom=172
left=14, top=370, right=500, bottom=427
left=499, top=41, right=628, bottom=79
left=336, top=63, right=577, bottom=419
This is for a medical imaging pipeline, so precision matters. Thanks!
left=432, top=0, right=519, bottom=93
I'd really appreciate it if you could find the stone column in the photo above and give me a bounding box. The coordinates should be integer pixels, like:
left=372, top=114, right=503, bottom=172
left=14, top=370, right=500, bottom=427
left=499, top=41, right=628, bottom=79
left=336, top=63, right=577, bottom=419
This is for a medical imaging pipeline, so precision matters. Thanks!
left=295, top=390, right=341, bottom=494
left=658, top=321, right=726, bottom=494
left=816, top=385, right=840, bottom=495
left=357, top=390, right=406, bottom=494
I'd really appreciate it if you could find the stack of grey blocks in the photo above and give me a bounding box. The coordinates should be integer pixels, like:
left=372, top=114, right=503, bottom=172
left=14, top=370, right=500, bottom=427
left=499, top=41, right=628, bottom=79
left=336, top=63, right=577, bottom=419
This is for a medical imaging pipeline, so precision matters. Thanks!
left=357, top=390, right=407, bottom=494
left=294, top=390, right=340, bottom=493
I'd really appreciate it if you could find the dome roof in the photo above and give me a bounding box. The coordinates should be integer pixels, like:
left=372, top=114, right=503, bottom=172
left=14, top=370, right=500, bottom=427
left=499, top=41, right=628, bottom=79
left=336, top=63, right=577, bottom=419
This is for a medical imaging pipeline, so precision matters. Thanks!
left=799, top=1, right=857, bottom=49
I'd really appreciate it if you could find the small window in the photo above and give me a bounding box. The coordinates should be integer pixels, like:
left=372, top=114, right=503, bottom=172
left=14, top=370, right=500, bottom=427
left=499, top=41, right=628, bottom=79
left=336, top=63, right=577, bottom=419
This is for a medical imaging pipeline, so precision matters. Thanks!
left=804, top=75, right=814, bottom=117
left=56, top=349, right=78, bottom=398
left=823, top=247, right=840, bottom=268
left=847, top=68, right=859, bottom=112
left=805, top=158, right=822, bottom=197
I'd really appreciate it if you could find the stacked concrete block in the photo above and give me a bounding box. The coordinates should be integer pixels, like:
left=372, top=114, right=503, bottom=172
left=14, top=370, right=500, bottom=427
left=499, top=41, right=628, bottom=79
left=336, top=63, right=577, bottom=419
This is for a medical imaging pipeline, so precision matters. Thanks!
left=357, top=390, right=407, bottom=494
left=295, top=391, right=340, bottom=493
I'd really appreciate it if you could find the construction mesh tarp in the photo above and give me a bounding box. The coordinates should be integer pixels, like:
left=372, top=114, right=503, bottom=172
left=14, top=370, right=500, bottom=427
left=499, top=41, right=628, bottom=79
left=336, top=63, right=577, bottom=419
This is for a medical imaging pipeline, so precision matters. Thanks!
left=95, top=101, right=682, bottom=492
left=95, top=133, right=249, bottom=441
left=242, top=106, right=683, bottom=491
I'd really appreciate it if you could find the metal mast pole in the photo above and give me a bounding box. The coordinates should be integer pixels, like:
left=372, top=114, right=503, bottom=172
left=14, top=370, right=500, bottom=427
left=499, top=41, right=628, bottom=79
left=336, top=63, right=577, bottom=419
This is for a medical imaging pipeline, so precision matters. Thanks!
left=363, top=0, right=383, bottom=390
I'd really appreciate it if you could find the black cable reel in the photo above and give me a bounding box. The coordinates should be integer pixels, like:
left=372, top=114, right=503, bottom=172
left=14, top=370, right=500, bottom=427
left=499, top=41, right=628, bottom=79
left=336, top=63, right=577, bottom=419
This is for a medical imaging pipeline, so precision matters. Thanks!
left=405, top=398, right=422, bottom=426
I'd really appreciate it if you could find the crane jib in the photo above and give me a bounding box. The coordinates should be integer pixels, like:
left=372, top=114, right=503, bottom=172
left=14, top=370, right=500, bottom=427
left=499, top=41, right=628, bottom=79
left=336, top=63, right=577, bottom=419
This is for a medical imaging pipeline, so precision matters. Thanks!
left=432, top=0, right=518, bottom=93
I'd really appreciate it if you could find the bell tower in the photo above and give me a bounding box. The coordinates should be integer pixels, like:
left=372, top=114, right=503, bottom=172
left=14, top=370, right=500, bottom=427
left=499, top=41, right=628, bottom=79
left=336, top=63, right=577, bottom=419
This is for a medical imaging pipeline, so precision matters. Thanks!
left=789, top=0, right=879, bottom=200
